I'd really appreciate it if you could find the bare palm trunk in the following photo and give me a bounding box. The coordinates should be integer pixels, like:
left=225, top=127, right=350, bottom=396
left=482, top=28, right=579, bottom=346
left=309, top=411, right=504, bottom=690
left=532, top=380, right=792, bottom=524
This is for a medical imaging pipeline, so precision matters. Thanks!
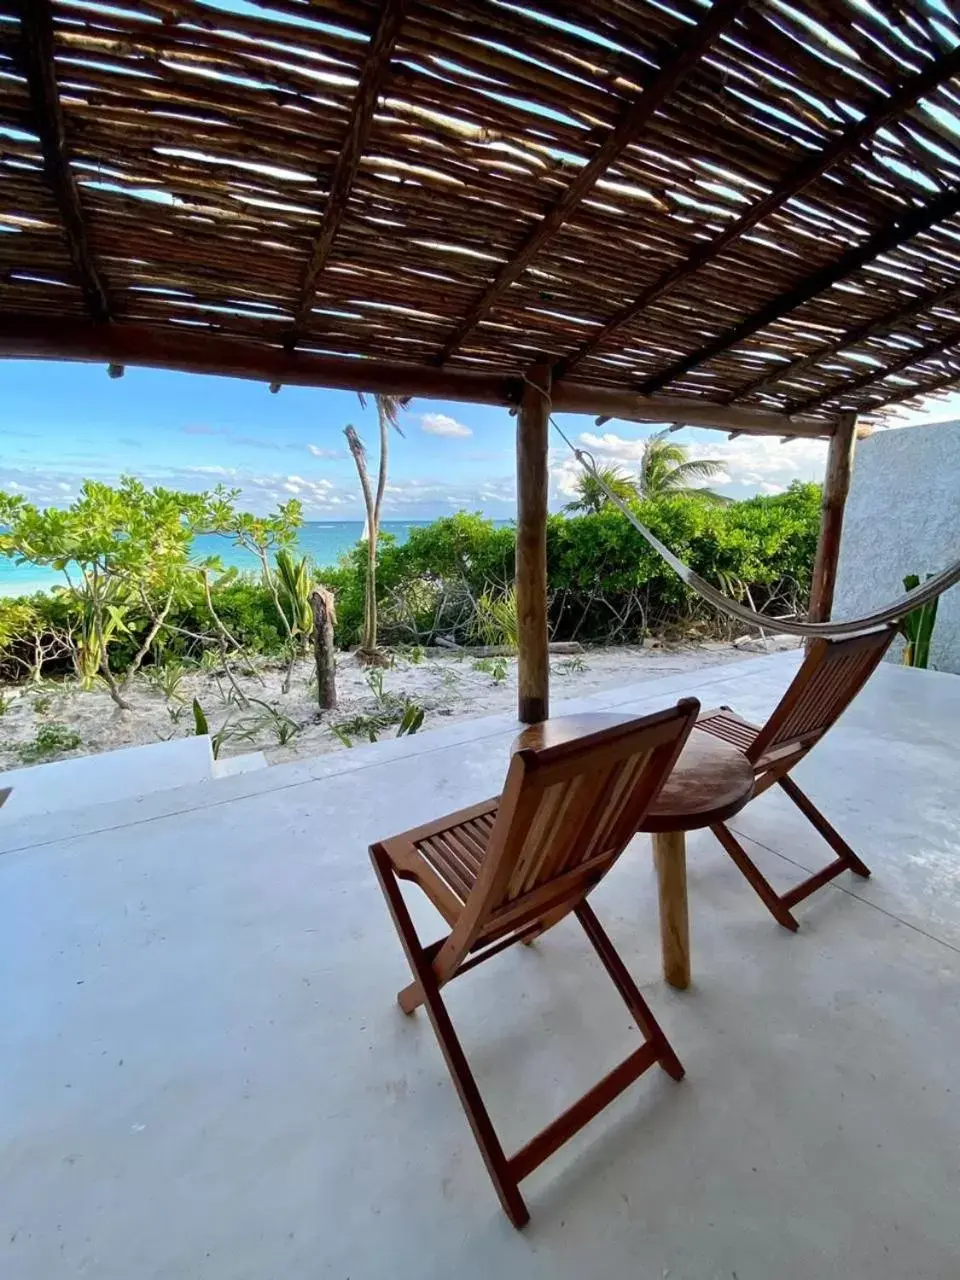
left=345, top=424, right=378, bottom=654
left=311, top=586, right=337, bottom=709
left=345, top=396, right=405, bottom=659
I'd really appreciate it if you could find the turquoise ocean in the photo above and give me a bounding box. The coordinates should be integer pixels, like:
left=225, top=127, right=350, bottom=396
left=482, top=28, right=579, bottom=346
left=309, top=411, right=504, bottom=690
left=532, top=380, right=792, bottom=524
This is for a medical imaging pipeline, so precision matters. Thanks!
left=0, top=519, right=486, bottom=597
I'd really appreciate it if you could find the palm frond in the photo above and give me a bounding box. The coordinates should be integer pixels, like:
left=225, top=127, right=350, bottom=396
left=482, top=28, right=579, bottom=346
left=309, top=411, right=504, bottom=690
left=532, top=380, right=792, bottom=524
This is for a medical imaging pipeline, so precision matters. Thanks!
left=356, top=392, right=411, bottom=437
left=683, top=487, right=733, bottom=505
left=662, top=457, right=727, bottom=487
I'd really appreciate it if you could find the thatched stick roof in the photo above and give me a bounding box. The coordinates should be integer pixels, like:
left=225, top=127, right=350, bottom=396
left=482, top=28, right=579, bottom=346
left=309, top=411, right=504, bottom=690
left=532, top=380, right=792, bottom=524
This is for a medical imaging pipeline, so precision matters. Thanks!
left=4, top=0, right=960, bottom=434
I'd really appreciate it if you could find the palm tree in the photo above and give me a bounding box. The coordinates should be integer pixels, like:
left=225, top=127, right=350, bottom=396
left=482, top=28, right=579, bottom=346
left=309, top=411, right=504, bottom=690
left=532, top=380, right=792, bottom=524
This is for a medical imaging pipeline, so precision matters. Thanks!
left=344, top=393, right=409, bottom=658
left=640, top=434, right=731, bottom=504
left=564, top=464, right=641, bottom=515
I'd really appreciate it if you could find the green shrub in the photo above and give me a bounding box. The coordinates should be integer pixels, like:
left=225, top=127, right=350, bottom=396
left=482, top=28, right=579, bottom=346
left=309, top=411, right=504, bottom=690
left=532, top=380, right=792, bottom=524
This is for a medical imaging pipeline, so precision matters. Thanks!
left=0, top=484, right=822, bottom=670
left=19, top=723, right=83, bottom=763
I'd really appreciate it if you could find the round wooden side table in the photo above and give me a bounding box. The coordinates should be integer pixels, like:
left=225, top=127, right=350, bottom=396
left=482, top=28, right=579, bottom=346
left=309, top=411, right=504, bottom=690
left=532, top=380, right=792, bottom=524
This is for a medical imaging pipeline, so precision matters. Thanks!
left=513, top=713, right=755, bottom=990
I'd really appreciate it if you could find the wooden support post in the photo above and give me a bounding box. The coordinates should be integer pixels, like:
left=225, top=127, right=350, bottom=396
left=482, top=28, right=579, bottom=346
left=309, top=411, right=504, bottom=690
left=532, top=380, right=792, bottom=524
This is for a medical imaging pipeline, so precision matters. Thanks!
left=310, top=586, right=337, bottom=710
left=516, top=363, right=551, bottom=724
left=652, top=831, right=690, bottom=990
left=808, top=412, right=857, bottom=626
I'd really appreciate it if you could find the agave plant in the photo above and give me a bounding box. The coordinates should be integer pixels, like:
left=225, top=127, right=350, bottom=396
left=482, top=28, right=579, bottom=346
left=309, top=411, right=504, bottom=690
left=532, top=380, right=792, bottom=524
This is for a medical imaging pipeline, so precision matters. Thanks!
left=899, top=573, right=939, bottom=669
left=68, top=581, right=131, bottom=691
left=474, top=586, right=519, bottom=651
left=274, top=548, right=314, bottom=650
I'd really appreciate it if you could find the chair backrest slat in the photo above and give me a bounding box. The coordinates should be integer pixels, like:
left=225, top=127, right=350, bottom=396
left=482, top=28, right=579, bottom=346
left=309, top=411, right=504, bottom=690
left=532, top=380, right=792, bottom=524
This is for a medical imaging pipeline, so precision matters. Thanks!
left=748, top=627, right=896, bottom=766
left=446, top=700, right=699, bottom=960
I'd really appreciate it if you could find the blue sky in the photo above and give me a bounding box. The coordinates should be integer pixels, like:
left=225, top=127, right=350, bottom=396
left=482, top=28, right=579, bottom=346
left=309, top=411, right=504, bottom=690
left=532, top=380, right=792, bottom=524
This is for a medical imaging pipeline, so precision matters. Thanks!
left=1, top=359, right=950, bottom=518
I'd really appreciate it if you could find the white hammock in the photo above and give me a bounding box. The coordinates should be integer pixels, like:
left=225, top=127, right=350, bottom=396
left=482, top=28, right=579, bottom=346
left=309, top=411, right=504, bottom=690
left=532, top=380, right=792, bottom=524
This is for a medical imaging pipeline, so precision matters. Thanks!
left=553, top=420, right=960, bottom=640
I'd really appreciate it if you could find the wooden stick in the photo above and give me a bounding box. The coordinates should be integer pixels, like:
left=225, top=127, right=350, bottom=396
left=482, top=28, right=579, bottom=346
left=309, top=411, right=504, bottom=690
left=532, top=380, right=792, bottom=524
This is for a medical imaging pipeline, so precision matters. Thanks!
left=638, top=185, right=960, bottom=396
left=808, top=412, right=857, bottom=627
left=790, top=331, right=960, bottom=414
left=0, top=318, right=846, bottom=436
left=566, top=383, right=835, bottom=438
left=869, top=363, right=960, bottom=411
left=16, top=0, right=112, bottom=323
left=731, top=280, right=960, bottom=403
left=434, top=0, right=746, bottom=364
left=310, top=587, right=337, bottom=711
left=0, top=318, right=520, bottom=405
left=287, top=0, right=410, bottom=347
left=516, top=362, right=550, bottom=725
left=556, top=44, right=960, bottom=380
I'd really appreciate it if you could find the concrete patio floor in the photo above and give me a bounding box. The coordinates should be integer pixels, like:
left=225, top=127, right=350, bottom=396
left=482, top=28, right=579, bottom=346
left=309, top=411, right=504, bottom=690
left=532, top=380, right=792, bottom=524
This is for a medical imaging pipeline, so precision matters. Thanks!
left=2, top=652, right=959, bottom=1279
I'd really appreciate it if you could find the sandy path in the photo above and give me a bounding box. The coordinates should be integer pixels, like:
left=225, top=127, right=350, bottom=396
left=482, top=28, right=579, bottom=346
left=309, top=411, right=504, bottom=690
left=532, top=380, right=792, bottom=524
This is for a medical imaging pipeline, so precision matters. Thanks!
left=0, top=639, right=794, bottom=772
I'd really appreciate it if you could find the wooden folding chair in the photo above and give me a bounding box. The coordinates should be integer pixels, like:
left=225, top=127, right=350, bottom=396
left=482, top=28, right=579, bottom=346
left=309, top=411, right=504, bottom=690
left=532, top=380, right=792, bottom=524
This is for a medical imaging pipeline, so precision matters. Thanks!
left=370, top=699, right=700, bottom=1228
left=696, top=626, right=897, bottom=931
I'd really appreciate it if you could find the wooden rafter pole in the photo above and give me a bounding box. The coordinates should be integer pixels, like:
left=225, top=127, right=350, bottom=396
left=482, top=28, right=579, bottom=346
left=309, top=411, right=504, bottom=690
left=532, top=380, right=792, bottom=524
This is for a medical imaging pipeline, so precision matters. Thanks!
left=16, top=0, right=111, bottom=323
left=557, top=46, right=960, bottom=381
left=868, top=362, right=960, bottom=411
left=0, top=317, right=840, bottom=437
left=559, top=382, right=833, bottom=438
left=730, top=280, right=960, bottom=403
left=516, top=363, right=551, bottom=725
left=788, top=329, right=960, bottom=413
left=808, top=412, right=857, bottom=628
left=434, top=0, right=746, bottom=366
left=633, top=184, right=960, bottom=398
left=286, top=0, right=409, bottom=347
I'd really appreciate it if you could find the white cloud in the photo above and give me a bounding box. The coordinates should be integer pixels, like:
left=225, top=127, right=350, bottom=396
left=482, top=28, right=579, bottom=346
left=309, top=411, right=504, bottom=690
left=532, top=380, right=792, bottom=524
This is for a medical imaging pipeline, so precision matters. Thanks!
left=177, top=464, right=236, bottom=477
left=0, top=459, right=514, bottom=520
left=420, top=412, right=472, bottom=439
left=551, top=429, right=828, bottom=501
left=379, top=474, right=515, bottom=512
left=307, top=443, right=343, bottom=458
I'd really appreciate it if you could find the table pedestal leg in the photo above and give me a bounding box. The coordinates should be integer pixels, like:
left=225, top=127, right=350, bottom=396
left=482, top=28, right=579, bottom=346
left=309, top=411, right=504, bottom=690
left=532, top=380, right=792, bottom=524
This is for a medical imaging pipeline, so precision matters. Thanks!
left=653, top=830, right=690, bottom=990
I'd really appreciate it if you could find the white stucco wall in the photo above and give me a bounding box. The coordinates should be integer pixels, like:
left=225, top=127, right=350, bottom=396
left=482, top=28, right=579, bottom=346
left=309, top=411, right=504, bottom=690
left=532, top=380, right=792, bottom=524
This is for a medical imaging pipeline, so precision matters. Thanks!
left=834, top=420, right=960, bottom=673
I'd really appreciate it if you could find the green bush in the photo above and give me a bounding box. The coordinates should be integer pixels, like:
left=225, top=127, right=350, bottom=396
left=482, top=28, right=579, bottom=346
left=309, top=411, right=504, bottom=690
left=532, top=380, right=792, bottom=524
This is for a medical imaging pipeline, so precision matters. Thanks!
left=357, top=485, right=820, bottom=646
left=0, top=484, right=821, bottom=674
left=19, top=722, right=83, bottom=763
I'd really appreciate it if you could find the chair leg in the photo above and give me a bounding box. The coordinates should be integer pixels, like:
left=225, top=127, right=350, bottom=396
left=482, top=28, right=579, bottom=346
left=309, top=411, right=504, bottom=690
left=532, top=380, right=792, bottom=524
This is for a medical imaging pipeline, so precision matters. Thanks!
left=777, top=775, right=871, bottom=878
left=397, top=978, right=425, bottom=1014
left=369, top=845, right=530, bottom=1229
left=711, top=822, right=800, bottom=932
left=575, top=900, right=684, bottom=1081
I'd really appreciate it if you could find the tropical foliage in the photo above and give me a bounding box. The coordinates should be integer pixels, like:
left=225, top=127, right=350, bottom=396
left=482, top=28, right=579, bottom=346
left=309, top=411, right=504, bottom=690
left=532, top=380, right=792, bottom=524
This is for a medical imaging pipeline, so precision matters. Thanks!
left=0, top=480, right=822, bottom=684
left=0, top=479, right=313, bottom=700
left=899, top=573, right=939, bottom=668
left=564, top=435, right=730, bottom=515
left=564, top=464, right=641, bottom=515
left=639, top=434, right=730, bottom=504
left=344, top=393, right=409, bottom=659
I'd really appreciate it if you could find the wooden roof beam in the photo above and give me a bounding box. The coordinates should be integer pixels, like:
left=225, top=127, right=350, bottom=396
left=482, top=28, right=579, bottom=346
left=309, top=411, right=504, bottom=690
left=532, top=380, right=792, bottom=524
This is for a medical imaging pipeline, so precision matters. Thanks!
left=559, top=383, right=833, bottom=437
left=557, top=45, right=960, bottom=381
left=790, top=328, right=960, bottom=413
left=867, top=359, right=960, bottom=411
left=17, top=0, right=111, bottom=323
left=286, top=0, right=409, bottom=348
left=730, top=278, right=960, bottom=403
left=433, top=0, right=747, bottom=366
left=632, top=184, right=960, bottom=400
left=0, top=317, right=836, bottom=438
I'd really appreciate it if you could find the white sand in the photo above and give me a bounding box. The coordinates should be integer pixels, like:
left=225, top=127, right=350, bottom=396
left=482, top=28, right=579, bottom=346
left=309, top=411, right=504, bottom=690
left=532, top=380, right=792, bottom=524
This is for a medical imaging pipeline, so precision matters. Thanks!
left=0, top=639, right=795, bottom=773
